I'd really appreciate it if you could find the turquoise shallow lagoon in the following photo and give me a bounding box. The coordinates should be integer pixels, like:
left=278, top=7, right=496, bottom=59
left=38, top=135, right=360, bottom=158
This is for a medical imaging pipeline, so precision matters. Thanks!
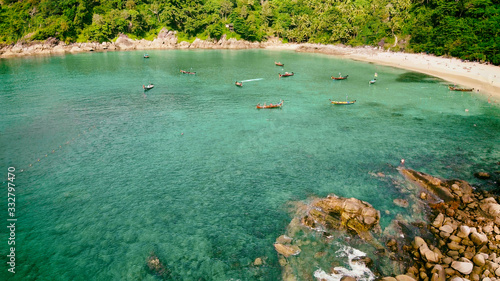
left=1, top=50, right=499, bottom=280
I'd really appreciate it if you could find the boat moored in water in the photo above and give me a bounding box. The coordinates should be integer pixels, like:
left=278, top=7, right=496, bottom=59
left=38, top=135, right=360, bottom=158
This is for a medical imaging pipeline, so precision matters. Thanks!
left=332, top=75, right=349, bottom=80
left=330, top=99, right=356, bottom=105
left=180, top=70, right=196, bottom=75
left=449, top=85, right=474, bottom=92
left=275, top=61, right=284, bottom=66
left=143, top=84, right=154, bottom=90
left=279, top=72, right=294, bottom=78
left=256, top=100, right=283, bottom=109
left=144, top=54, right=150, bottom=58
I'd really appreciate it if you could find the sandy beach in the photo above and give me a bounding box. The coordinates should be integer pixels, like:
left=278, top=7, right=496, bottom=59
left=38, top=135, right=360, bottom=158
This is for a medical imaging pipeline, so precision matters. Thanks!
left=348, top=49, right=500, bottom=102
left=280, top=43, right=500, bottom=102
left=2, top=35, right=500, bottom=102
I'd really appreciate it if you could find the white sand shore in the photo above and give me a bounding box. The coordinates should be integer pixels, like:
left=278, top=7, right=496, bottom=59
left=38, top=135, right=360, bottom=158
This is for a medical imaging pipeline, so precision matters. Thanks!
left=276, top=43, right=500, bottom=102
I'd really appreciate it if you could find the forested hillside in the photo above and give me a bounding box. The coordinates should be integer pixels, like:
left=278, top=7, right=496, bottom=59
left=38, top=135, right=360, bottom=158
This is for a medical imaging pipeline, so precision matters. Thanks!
left=0, top=0, right=498, bottom=64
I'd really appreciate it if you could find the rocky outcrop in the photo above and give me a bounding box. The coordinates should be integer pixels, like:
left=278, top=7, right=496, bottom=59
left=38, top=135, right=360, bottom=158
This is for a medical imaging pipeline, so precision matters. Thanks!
left=272, top=168, right=500, bottom=281
left=301, top=195, right=381, bottom=240
left=399, top=168, right=459, bottom=203
left=389, top=169, right=500, bottom=281
left=153, top=28, right=177, bottom=48
left=114, top=33, right=135, bottom=50
left=0, top=31, right=288, bottom=58
left=273, top=195, right=384, bottom=281
left=0, top=38, right=118, bottom=57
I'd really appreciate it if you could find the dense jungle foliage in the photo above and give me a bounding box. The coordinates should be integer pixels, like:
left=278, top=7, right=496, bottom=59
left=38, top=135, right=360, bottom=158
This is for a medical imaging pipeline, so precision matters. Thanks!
left=0, top=0, right=499, bottom=64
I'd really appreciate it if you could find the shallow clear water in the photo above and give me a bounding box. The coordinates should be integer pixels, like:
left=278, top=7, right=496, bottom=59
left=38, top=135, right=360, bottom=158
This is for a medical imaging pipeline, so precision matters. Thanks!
left=1, top=49, right=499, bottom=280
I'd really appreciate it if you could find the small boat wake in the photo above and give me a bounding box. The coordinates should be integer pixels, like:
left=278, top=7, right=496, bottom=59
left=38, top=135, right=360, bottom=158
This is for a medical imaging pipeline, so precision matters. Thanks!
left=240, top=78, right=264, bottom=83
left=313, top=243, right=376, bottom=281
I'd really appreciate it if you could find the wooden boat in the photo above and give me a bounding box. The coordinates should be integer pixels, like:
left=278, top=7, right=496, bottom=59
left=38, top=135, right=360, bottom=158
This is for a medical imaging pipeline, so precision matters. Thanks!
left=180, top=70, right=196, bottom=75
left=279, top=72, right=294, bottom=77
left=330, top=99, right=356, bottom=105
left=235, top=81, right=243, bottom=87
left=369, top=79, right=377, bottom=84
left=144, top=54, right=150, bottom=58
left=449, top=86, right=474, bottom=92
left=332, top=75, right=348, bottom=80
left=275, top=61, right=284, bottom=66
left=143, top=84, right=154, bottom=90
left=256, top=100, right=283, bottom=109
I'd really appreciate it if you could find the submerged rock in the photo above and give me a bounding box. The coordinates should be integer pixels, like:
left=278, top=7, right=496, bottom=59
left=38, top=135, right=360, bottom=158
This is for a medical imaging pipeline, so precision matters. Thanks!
left=146, top=253, right=170, bottom=279
left=394, top=198, right=410, bottom=208
left=273, top=243, right=301, bottom=258
left=399, top=169, right=456, bottom=202
left=253, top=257, right=263, bottom=266
left=474, top=172, right=491, bottom=179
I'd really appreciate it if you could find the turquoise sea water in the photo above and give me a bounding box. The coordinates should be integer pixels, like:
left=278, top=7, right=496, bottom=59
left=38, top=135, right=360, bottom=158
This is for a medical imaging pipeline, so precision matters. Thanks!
left=1, top=49, right=499, bottom=280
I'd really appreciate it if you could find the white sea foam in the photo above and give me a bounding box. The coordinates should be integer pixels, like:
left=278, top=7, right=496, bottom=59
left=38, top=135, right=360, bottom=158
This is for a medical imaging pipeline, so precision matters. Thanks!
left=313, top=243, right=376, bottom=281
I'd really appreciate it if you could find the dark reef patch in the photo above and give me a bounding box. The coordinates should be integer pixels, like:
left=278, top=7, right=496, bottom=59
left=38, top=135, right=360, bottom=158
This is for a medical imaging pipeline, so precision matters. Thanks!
left=396, top=72, right=441, bottom=83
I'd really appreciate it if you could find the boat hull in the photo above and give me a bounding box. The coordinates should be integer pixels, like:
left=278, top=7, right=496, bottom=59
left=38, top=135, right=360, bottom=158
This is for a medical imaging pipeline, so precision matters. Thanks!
left=330, top=100, right=356, bottom=105
left=279, top=72, right=294, bottom=77
left=331, top=75, right=348, bottom=80
left=256, top=101, right=283, bottom=109
left=449, top=86, right=474, bottom=92
left=256, top=105, right=282, bottom=109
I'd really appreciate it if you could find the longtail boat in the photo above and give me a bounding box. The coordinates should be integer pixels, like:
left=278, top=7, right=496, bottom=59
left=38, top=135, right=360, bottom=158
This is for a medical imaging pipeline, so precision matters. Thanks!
left=330, top=99, right=356, bottom=105
left=279, top=72, right=294, bottom=78
left=143, top=84, right=154, bottom=90
left=180, top=70, right=196, bottom=75
left=235, top=81, right=243, bottom=87
left=256, top=100, right=283, bottom=109
left=369, top=79, right=377, bottom=84
left=275, top=61, right=284, bottom=66
left=449, top=86, right=474, bottom=92
left=144, top=54, right=150, bottom=58
left=332, top=75, right=349, bottom=80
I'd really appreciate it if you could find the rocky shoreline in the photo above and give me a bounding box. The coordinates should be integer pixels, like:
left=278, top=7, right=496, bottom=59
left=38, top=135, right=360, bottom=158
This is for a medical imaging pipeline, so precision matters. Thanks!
left=269, top=167, right=500, bottom=281
left=0, top=28, right=290, bottom=58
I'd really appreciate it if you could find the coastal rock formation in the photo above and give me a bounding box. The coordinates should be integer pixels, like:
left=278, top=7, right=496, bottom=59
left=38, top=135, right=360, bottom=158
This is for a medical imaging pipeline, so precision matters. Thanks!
left=115, top=33, right=135, bottom=50
left=389, top=169, right=500, bottom=281
left=153, top=28, right=177, bottom=48
left=399, top=168, right=458, bottom=203
left=273, top=168, right=500, bottom=281
left=273, top=195, right=384, bottom=280
left=301, top=195, right=381, bottom=240
left=0, top=30, right=280, bottom=58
